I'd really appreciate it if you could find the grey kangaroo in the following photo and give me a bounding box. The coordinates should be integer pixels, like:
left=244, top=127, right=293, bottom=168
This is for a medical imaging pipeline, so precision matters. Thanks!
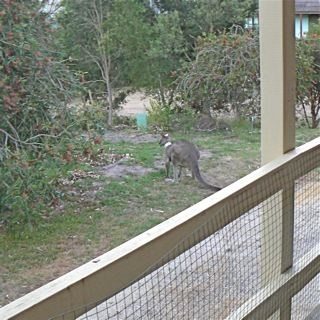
left=159, top=133, right=221, bottom=191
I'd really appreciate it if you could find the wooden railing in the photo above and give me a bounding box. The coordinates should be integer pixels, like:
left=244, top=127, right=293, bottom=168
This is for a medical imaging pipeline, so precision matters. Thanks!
left=0, top=137, right=319, bottom=320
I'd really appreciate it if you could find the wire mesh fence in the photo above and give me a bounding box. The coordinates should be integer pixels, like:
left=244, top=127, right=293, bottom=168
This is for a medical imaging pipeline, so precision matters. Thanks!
left=291, top=273, right=320, bottom=320
left=294, top=168, right=320, bottom=263
left=49, top=159, right=319, bottom=320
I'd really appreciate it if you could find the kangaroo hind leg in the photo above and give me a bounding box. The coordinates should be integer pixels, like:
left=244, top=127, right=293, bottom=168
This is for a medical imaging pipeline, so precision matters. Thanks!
left=173, top=164, right=180, bottom=182
left=178, top=166, right=182, bottom=178
left=165, top=158, right=171, bottom=178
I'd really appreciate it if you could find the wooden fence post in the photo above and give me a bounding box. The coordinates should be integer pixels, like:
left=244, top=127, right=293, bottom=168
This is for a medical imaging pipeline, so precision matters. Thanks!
left=259, top=0, right=296, bottom=318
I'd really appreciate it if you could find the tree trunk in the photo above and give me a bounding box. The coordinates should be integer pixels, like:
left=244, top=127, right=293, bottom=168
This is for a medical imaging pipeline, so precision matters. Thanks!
left=310, top=96, right=320, bottom=128
left=102, top=53, right=113, bottom=127
left=105, top=71, right=113, bottom=127
left=310, top=106, right=319, bottom=128
left=300, top=100, right=311, bottom=128
left=91, top=0, right=113, bottom=127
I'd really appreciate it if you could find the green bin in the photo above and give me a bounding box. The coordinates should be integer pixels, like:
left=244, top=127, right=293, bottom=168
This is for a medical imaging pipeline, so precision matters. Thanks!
left=136, top=112, right=148, bottom=130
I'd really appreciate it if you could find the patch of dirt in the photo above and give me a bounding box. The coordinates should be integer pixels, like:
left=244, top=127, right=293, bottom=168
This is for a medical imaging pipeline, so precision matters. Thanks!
left=204, top=155, right=260, bottom=188
left=117, top=92, right=151, bottom=116
left=100, top=163, right=155, bottom=179
left=153, top=157, right=165, bottom=171
left=104, top=130, right=159, bottom=144
left=199, top=150, right=213, bottom=159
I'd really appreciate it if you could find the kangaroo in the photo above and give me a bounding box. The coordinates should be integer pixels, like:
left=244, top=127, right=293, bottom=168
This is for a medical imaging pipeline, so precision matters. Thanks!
left=159, top=133, right=221, bottom=191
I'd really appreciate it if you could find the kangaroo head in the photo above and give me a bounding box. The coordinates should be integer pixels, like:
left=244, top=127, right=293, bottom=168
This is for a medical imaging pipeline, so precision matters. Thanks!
left=159, top=133, right=171, bottom=146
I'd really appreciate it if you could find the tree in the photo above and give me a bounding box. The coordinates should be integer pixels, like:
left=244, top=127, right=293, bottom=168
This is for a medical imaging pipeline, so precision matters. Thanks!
left=296, top=26, right=320, bottom=128
left=0, top=0, right=76, bottom=156
left=153, top=0, right=258, bottom=50
left=59, top=0, right=186, bottom=111
left=144, top=10, right=186, bottom=105
left=105, top=0, right=152, bottom=88
left=59, top=0, right=117, bottom=126
left=146, top=0, right=259, bottom=108
left=179, top=27, right=260, bottom=117
left=109, top=2, right=186, bottom=106
left=59, top=0, right=155, bottom=126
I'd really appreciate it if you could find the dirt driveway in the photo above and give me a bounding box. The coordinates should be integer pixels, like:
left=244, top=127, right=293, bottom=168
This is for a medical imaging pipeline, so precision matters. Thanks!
left=117, top=92, right=151, bottom=116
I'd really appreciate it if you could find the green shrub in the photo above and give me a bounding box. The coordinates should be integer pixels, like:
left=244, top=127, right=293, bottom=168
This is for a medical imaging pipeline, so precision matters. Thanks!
left=113, top=115, right=136, bottom=127
left=0, top=154, right=63, bottom=233
left=170, top=108, right=197, bottom=132
left=0, top=131, right=114, bottom=234
left=75, top=101, right=107, bottom=134
left=147, top=100, right=172, bottom=131
left=0, top=1, right=78, bottom=154
left=147, top=99, right=197, bottom=132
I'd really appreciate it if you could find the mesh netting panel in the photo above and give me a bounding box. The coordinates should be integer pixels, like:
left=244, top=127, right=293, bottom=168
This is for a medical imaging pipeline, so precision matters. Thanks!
left=77, top=206, right=263, bottom=320
left=294, top=169, right=320, bottom=262
left=50, top=156, right=319, bottom=320
left=290, top=168, right=320, bottom=320
left=291, top=274, right=320, bottom=320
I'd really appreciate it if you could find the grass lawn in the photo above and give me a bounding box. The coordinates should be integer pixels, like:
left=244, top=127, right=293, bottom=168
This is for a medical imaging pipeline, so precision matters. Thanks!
left=0, top=123, right=318, bottom=306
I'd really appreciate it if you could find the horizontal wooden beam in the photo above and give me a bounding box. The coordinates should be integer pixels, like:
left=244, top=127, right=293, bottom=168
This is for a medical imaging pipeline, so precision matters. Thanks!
left=0, top=138, right=319, bottom=320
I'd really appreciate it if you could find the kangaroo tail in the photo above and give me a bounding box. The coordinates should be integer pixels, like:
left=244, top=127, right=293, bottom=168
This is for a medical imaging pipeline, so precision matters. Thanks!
left=192, top=164, right=221, bottom=191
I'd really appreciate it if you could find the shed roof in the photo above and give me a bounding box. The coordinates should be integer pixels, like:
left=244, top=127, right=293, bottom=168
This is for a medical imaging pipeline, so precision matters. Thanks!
left=295, top=0, right=320, bottom=14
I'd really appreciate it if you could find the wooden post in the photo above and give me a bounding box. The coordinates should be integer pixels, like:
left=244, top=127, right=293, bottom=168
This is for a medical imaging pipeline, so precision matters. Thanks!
left=260, top=0, right=296, bottom=162
left=259, top=0, right=296, bottom=319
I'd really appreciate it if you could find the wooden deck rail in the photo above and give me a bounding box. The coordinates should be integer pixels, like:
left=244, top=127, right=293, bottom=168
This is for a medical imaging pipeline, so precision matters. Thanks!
left=0, top=137, right=319, bottom=320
